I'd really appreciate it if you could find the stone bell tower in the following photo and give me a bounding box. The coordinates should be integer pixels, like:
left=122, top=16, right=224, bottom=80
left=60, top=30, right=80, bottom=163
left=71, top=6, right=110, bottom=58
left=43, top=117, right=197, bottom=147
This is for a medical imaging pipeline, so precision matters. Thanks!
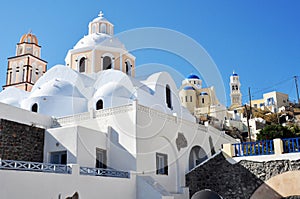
left=3, top=32, right=47, bottom=91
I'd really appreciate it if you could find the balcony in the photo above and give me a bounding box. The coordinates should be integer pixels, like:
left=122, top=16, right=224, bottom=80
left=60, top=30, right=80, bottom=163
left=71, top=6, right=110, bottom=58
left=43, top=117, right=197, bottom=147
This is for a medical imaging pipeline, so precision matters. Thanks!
left=0, top=159, right=130, bottom=179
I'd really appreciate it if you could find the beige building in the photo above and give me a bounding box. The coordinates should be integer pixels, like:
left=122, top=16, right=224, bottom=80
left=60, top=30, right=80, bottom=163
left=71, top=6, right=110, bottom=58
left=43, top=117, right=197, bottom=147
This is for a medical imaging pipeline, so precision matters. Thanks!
left=251, top=91, right=289, bottom=113
left=179, top=74, right=226, bottom=123
left=3, top=32, right=47, bottom=91
left=65, top=11, right=135, bottom=76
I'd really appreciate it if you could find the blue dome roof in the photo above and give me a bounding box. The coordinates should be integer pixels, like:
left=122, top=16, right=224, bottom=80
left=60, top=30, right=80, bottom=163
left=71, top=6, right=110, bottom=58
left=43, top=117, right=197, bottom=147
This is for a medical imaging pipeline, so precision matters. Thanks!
left=232, top=73, right=238, bottom=76
left=186, top=74, right=200, bottom=79
left=200, top=92, right=208, bottom=95
left=183, top=86, right=195, bottom=91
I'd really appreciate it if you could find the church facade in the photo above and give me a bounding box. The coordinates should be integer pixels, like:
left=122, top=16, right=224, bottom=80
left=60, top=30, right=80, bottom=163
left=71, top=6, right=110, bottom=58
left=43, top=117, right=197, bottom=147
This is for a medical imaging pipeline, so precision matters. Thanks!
left=0, top=11, right=237, bottom=199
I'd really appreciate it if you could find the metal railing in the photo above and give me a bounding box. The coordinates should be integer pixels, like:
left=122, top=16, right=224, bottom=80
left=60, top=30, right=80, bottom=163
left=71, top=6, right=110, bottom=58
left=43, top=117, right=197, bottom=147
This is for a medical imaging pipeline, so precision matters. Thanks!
left=0, top=159, right=71, bottom=174
left=233, top=140, right=274, bottom=157
left=80, top=167, right=130, bottom=178
left=282, top=137, right=300, bottom=153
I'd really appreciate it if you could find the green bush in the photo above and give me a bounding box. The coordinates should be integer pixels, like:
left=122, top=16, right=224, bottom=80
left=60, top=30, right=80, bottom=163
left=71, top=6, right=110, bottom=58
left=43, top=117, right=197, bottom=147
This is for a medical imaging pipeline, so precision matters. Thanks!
left=256, top=124, right=297, bottom=140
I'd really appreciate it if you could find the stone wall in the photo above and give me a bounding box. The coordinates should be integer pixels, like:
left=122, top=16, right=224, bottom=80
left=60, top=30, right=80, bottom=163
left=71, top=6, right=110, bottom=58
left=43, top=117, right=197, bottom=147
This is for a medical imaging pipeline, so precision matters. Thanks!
left=0, top=119, right=45, bottom=162
left=186, top=153, right=300, bottom=199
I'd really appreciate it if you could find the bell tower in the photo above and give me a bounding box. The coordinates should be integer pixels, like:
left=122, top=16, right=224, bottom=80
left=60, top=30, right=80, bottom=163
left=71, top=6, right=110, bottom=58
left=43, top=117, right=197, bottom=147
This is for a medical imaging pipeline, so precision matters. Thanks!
left=3, top=32, right=47, bottom=91
left=230, top=71, right=242, bottom=107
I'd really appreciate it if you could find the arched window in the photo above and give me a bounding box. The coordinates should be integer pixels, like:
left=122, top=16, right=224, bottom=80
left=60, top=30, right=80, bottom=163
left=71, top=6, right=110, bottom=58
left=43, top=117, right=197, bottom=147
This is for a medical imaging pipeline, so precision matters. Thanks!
left=166, top=85, right=172, bottom=109
left=189, top=146, right=207, bottom=170
left=92, top=24, right=96, bottom=33
left=96, top=100, right=103, bottom=110
left=79, top=57, right=86, bottom=73
left=100, top=24, right=107, bottom=34
left=125, top=60, right=132, bottom=75
left=31, top=103, right=38, bottom=113
left=103, top=56, right=112, bottom=70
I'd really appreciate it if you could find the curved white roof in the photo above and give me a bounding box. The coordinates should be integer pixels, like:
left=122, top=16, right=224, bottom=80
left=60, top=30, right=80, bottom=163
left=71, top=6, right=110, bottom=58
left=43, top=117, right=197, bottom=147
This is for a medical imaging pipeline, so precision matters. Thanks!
left=30, top=79, right=85, bottom=98
left=73, top=33, right=125, bottom=50
left=0, top=87, right=29, bottom=107
left=0, top=65, right=195, bottom=122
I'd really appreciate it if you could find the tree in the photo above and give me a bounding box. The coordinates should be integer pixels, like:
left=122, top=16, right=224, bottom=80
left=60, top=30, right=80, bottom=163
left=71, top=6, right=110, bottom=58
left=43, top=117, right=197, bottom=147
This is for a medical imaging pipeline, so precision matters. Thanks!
left=256, top=124, right=296, bottom=140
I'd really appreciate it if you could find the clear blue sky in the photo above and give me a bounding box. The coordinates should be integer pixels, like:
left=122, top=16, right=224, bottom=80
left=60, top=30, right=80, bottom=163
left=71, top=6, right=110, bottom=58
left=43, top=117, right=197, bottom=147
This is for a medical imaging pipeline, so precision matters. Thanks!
left=0, top=0, right=299, bottom=106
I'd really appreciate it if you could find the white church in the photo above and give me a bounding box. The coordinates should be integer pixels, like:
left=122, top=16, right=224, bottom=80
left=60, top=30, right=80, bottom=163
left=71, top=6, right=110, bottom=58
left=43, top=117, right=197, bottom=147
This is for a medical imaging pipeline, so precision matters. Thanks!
left=0, top=11, right=236, bottom=199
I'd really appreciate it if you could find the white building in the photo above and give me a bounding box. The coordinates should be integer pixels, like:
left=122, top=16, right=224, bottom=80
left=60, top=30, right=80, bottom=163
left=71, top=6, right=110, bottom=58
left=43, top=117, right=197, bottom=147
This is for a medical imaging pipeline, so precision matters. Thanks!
left=0, top=11, right=237, bottom=199
left=251, top=91, right=289, bottom=113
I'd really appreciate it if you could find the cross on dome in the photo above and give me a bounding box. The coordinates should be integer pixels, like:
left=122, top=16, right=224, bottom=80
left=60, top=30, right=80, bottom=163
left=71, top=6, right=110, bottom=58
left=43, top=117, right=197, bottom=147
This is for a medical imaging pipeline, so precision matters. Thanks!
left=98, top=11, right=104, bottom=17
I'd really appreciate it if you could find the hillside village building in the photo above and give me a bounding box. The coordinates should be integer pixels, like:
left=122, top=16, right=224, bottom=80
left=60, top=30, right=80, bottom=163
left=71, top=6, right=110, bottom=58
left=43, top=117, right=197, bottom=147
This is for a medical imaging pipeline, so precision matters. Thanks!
left=0, top=11, right=237, bottom=199
left=251, top=91, right=289, bottom=113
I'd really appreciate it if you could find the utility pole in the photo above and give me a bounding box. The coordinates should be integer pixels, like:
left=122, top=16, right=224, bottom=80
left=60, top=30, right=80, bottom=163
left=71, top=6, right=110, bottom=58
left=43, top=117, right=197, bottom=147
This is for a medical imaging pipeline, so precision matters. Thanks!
left=248, top=87, right=252, bottom=119
left=244, top=104, right=252, bottom=142
left=295, top=76, right=300, bottom=104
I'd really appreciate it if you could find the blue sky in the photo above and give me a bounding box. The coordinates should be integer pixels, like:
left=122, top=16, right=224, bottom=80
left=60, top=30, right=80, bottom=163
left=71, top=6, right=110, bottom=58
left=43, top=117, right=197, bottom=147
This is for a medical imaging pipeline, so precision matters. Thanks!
left=0, top=0, right=299, bottom=106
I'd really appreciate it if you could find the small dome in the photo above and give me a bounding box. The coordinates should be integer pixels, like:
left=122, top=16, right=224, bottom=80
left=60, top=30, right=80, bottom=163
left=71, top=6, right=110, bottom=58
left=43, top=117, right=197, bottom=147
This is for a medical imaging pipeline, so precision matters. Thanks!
left=183, top=86, right=195, bottom=91
left=19, top=32, right=38, bottom=45
left=186, top=74, right=200, bottom=79
left=232, top=73, right=238, bottom=76
left=200, top=92, right=208, bottom=96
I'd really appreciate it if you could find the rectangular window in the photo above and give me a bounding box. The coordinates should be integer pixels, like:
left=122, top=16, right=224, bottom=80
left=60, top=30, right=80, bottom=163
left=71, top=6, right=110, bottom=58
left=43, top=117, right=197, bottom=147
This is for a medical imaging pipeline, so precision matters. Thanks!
left=254, top=104, right=257, bottom=108
left=156, top=153, right=168, bottom=175
left=96, top=148, right=107, bottom=169
left=29, top=69, right=32, bottom=83
left=190, top=96, right=192, bottom=102
left=260, top=103, right=264, bottom=107
left=50, top=151, right=67, bottom=165
left=9, top=72, right=12, bottom=84
left=23, top=69, right=26, bottom=82
left=185, top=96, right=188, bottom=102
left=202, top=98, right=204, bottom=104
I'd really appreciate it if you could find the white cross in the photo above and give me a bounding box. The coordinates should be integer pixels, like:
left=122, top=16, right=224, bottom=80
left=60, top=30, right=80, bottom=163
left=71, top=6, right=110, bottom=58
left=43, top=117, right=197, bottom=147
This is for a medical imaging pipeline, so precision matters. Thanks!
left=98, top=11, right=104, bottom=17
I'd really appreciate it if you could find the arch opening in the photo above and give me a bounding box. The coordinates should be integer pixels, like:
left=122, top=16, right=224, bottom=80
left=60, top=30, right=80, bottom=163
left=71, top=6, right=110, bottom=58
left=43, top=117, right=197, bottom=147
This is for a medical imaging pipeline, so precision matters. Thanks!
left=125, top=60, right=132, bottom=75
left=166, top=84, right=172, bottom=109
left=103, top=56, right=112, bottom=70
left=31, top=103, right=38, bottom=113
left=79, top=57, right=86, bottom=73
left=189, top=145, right=208, bottom=170
left=96, top=99, right=103, bottom=110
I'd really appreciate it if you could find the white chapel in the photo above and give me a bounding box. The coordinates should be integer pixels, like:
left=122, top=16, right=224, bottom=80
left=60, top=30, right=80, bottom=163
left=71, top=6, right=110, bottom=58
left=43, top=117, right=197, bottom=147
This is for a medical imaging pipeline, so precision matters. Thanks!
left=0, top=11, right=236, bottom=199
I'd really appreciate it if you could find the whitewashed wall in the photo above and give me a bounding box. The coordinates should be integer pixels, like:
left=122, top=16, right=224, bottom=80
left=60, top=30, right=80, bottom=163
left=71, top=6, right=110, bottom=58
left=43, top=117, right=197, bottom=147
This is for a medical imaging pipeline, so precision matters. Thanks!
left=0, top=165, right=136, bottom=199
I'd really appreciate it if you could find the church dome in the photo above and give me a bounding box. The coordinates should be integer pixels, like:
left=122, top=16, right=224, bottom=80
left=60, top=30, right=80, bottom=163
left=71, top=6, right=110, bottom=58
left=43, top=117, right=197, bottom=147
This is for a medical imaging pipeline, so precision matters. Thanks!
left=183, top=86, right=195, bottom=90
left=19, top=32, right=38, bottom=45
left=30, top=79, right=84, bottom=98
left=232, top=71, right=238, bottom=76
left=186, top=74, right=200, bottom=79
left=200, top=92, right=208, bottom=96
